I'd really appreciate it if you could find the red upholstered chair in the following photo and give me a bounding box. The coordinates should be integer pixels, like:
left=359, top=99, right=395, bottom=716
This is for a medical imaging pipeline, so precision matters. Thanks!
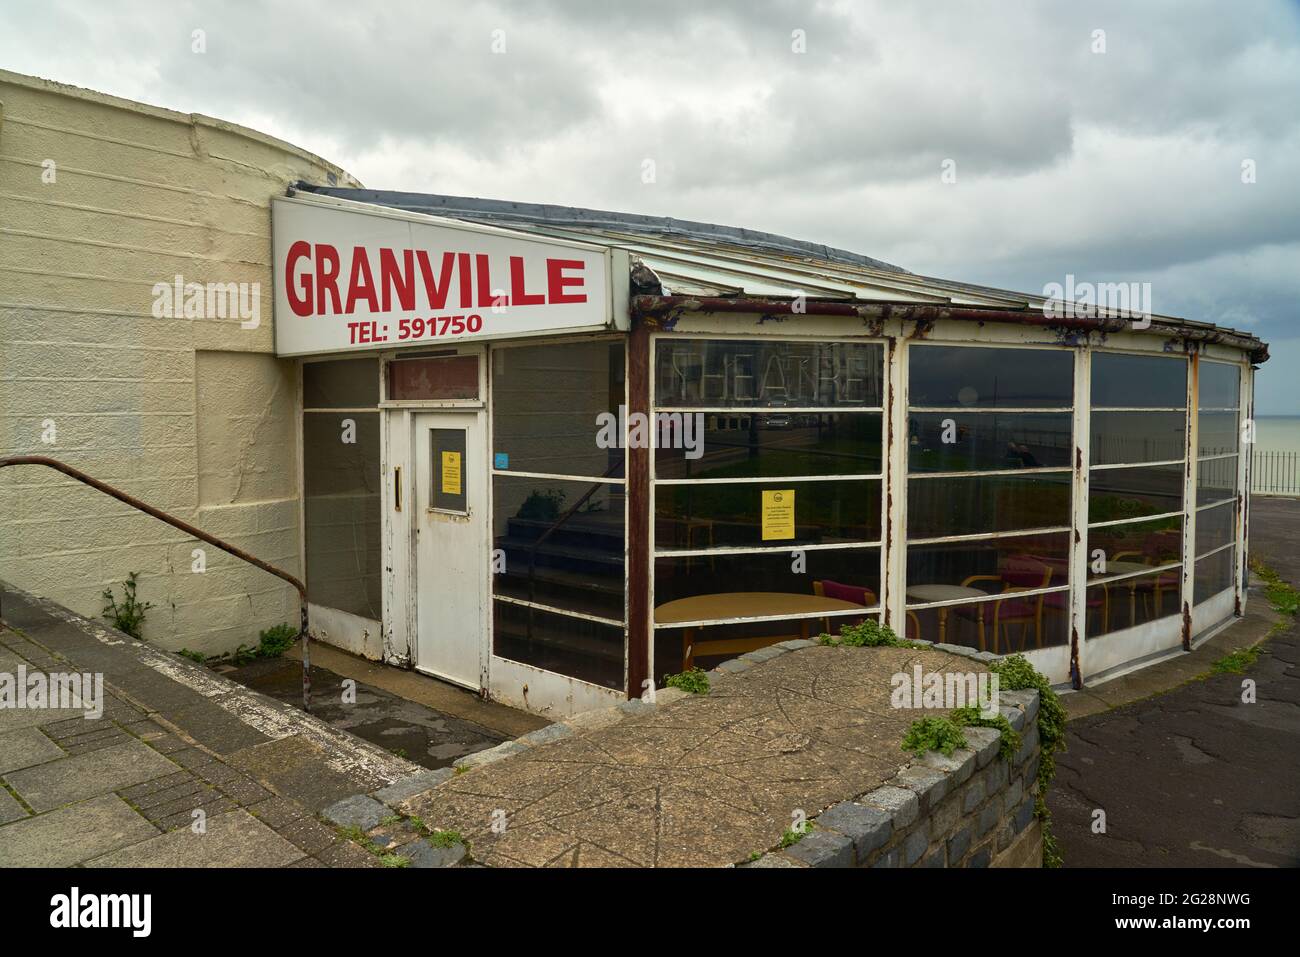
left=812, top=580, right=922, bottom=639
left=815, top=579, right=877, bottom=606
left=963, top=555, right=1053, bottom=653
left=1029, top=553, right=1108, bottom=637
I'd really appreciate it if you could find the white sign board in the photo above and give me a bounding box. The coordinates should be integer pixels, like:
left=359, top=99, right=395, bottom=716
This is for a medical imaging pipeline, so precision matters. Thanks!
left=272, top=196, right=616, bottom=356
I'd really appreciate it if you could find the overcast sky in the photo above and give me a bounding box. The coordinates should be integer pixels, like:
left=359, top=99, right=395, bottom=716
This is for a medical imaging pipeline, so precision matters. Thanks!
left=5, top=0, right=1298, bottom=413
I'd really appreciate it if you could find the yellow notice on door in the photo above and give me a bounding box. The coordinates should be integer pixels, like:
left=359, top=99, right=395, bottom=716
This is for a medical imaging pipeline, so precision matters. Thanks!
left=761, top=489, right=795, bottom=541
left=441, top=451, right=462, bottom=495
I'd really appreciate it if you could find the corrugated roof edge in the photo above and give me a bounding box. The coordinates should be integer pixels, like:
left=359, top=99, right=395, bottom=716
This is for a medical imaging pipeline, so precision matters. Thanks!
left=294, top=184, right=909, bottom=275
left=289, top=183, right=1267, bottom=364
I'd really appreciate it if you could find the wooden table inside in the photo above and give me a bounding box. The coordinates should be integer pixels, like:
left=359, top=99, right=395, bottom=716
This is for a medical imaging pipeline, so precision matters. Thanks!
left=655, top=592, right=866, bottom=670
left=906, top=584, right=990, bottom=648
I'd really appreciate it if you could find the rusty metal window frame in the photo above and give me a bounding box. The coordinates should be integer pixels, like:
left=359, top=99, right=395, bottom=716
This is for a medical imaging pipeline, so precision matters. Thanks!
left=1080, top=349, right=1190, bottom=643
left=484, top=335, right=632, bottom=692
left=298, top=355, right=384, bottom=624
left=1190, top=357, right=1246, bottom=612
left=648, top=332, right=890, bottom=635
left=902, top=341, right=1078, bottom=626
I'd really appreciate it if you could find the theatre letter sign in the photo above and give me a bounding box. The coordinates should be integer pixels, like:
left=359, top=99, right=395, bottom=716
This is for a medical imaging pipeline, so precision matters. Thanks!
left=272, top=196, right=621, bottom=356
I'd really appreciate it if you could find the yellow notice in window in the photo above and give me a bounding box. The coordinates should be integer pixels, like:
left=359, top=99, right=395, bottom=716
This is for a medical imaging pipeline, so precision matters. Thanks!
left=761, top=489, right=795, bottom=541
left=441, top=451, right=462, bottom=496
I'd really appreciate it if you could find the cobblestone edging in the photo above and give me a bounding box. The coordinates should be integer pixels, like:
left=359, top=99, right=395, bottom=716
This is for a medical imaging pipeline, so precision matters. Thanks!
left=330, top=636, right=1039, bottom=868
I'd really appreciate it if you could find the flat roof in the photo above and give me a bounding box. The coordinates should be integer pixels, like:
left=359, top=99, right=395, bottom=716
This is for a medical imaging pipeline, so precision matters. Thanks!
left=295, top=184, right=1268, bottom=362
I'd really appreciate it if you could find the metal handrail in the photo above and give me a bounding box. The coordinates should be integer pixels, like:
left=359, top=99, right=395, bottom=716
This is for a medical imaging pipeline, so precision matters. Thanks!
left=0, top=456, right=311, bottom=711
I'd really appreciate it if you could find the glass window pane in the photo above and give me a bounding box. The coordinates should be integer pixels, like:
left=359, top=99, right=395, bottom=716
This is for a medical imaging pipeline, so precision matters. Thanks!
left=656, top=412, right=882, bottom=480
left=388, top=355, right=479, bottom=401
left=1088, top=519, right=1182, bottom=570
left=1198, top=362, right=1240, bottom=410
left=908, top=345, right=1072, bottom=409
left=908, top=412, right=1072, bottom=472
left=492, top=474, right=624, bottom=622
left=1090, top=411, right=1186, bottom=465
left=303, top=357, right=379, bottom=408
left=303, top=411, right=381, bottom=618
left=655, top=339, right=883, bottom=408
left=1086, top=567, right=1182, bottom=637
left=1088, top=464, right=1183, bottom=522
left=494, top=601, right=623, bottom=690
left=656, top=479, right=880, bottom=549
left=1091, top=354, right=1186, bottom=408
left=906, top=594, right=1069, bottom=652
left=1197, top=456, right=1238, bottom=505
left=1196, top=501, right=1236, bottom=557
left=907, top=474, right=1071, bottom=538
left=655, top=548, right=882, bottom=611
left=1197, top=412, right=1239, bottom=457
left=1194, top=548, right=1235, bottom=604
left=492, top=341, right=624, bottom=477
left=906, top=532, right=1071, bottom=593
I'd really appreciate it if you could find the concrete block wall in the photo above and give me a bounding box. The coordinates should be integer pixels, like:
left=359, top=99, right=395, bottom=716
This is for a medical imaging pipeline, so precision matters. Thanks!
left=759, top=687, right=1043, bottom=869
left=0, top=69, right=360, bottom=654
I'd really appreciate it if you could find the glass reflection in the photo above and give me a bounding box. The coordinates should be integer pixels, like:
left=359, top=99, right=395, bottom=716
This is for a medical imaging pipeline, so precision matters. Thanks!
left=1090, top=411, right=1186, bottom=465
left=656, top=413, right=882, bottom=480
left=1091, top=353, right=1186, bottom=409
left=909, top=345, right=1072, bottom=408
left=908, top=413, right=1072, bottom=472
left=908, top=474, right=1071, bottom=537
left=655, top=340, right=883, bottom=408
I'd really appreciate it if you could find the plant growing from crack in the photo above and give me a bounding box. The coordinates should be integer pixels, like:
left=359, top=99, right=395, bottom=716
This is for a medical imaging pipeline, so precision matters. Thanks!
left=335, top=824, right=413, bottom=866
left=778, top=823, right=813, bottom=848
left=987, top=653, right=1066, bottom=868
left=901, top=715, right=968, bottom=757
left=819, top=619, right=926, bottom=649
left=101, top=571, right=153, bottom=640
left=950, top=705, right=1020, bottom=761
left=428, top=828, right=465, bottom=849
left=1210, top=646, right=1262, bottom=675
left=663, top=667, right=710, bottom=695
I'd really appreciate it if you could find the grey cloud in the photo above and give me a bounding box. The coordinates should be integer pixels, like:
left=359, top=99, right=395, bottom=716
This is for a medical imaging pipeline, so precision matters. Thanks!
left=3, top=0, right=1297, bottom=408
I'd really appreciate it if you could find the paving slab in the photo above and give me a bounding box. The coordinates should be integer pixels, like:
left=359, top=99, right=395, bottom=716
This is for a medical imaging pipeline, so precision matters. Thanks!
left=165, top=696, right=274, bottom=755
left=0, top=787, right=26, bottom=825
left=0, top=726, right=66, bottom=774
left=226, top=736, right=368, bottom=812
left=4, top=737, right=179, bottom=812
left=0, top=794, right=159, bottom=866
left=0, top=702, right=94, bottom=733
left=0, top=649, right=28, bottom=673
left=89, top=809, right=304, bottom=868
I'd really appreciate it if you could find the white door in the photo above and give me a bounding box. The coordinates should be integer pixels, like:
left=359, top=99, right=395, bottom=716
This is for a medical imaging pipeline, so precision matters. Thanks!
left=411, top=410, right=486, bottom=688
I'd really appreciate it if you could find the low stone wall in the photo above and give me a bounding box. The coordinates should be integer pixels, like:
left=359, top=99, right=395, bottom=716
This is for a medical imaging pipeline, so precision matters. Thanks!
left=325, top=638, right=1044, bottom=868
left=749, top=686, right=1042, bottom=869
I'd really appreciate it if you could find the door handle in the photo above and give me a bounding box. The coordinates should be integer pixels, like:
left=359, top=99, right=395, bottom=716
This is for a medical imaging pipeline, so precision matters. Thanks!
left=394, top=466, right=402, bottom=511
